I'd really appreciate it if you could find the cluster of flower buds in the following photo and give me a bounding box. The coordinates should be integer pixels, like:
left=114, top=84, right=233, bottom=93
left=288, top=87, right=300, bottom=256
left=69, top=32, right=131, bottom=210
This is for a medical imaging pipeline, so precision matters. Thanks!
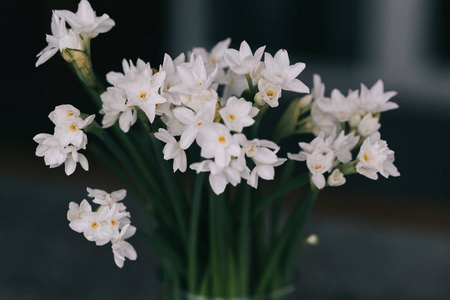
left=36, top=0, right=115, bottom=67
left=68, top=188, right=137, bottom=268
left=33, top=105, right=95, bottom=175
left=288, top=75, right=400, bottom=189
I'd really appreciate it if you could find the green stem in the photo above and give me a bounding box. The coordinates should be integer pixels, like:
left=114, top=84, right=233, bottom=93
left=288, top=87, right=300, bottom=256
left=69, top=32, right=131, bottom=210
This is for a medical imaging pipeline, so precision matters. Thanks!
left=209, top=188, right=226, bottom=296
left=252, top=173, right=309, bottom=219
left=245, top=74, right=255, bottom=96
left=237, top=184, right=251, bottom=295
left=187, top=173, right=205, bottom=293
left=255, top=187, right=318, bottom=295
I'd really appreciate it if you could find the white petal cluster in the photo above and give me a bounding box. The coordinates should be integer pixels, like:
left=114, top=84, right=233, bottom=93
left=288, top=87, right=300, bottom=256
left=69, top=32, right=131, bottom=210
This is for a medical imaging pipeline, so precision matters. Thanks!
left=36, top=0, right=114, bottom=67
left=55, top=0, right=115, bottom=38
left=356, top=132, right=400, bottom=180
left=68, top=188, right=137, bottom=268
left=288, top=128, right=359, bottom=189
left=309, top=75, right=398, bottom=137
left=34, top=105, right=95, bottom=175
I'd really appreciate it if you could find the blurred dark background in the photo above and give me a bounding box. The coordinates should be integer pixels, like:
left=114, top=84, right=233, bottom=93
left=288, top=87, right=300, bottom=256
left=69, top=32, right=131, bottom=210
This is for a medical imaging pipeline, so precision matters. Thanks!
left=2, top=0, right=450, bottom=299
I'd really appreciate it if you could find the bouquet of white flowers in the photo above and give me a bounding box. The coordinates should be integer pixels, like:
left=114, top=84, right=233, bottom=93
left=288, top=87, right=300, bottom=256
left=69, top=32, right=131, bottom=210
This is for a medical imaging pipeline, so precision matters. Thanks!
left=34, top=1, right=400, bottom=299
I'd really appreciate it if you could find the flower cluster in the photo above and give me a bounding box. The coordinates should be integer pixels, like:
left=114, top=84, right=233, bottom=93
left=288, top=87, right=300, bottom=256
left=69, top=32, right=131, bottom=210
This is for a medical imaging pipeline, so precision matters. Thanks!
left=101, top=40, right=310, bottom=194
left=68, top=188, right=137, bottom=268
left=34, top=105, right=95, bottom=175
left=288, top=75, right=400, bottom=189
left=36, top=0, right=114, bottom=67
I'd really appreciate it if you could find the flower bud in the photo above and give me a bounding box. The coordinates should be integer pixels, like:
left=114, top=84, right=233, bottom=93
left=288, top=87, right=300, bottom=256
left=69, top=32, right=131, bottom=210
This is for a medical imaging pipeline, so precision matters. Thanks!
left=349, top=113, right=362, bottom=128
left=358, top=113, right=381, bottom=137
left=327, top=169, right=346, bottom=186
left=300, top=94, right=313, bottom=108
left=61, top=48, right=96, bottom=87
left=306, top=234, right=319, bottom=245
left=254, top=92, right=266, bottom=106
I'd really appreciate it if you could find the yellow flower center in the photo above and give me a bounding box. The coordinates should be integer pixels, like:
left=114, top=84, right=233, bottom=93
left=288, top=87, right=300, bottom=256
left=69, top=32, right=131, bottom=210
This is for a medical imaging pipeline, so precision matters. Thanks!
left=266, top=91, right=274, bottom=97
left=197, top=122, right=202, bottom=126
left=140, top=92, right=147, bottom=100
left=228, top=114, right=235, bottom=121
left=364, top=154, right=369, bottom=162
left=70, top=124, right=77, bottom=131
left=91, top=222, right=98, bottom=229
left=68, top=113, right=73, bottom=116
left=218, top=136, right=226, bottom=143
left=314, top=164, right=322, bottom=170
left=111, top=220, right=117, bottom=226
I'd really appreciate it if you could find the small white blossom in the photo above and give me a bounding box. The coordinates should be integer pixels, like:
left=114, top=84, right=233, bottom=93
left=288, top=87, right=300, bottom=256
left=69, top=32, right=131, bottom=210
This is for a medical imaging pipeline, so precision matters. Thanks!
left=118, top=69, right=167, bottom=123
left=287, top=132, right=329, bottom=162
left=111, top=224, right=137, bottom=268
left=325, top=128, right=359, bottom=164
left=192, top=38, right=231, bottom=84
left=310, top=101, right=340, bottom=137
left=358, top=80, right=398, bottom=113
left=49, top=104, right=81, bottom=125
left=224, top=41, right=265, bottom=75
left=87, top=187, right=127, bottom=207
left=255, top=79, right=282, bottom=107
left=54, top=115, right=95, bottom=148
left=327, top=169, right=346, bottom=187
left=357, top=113, right=381, bottom=137
left=219, top=97, right=259, bottom=132
left=36, top=13, right=84, bottom=67
left=317, top=89, right=358, bottom=122
left=306, top=151, right=334, bottom=189
left=55, top=0, right=115, bottom=38
left=67, top=200, right=92, bottom=221
left=154, top=129, right=187, bottom=172
left=171, top=55, right=218, bottom=95
left=100, top=87, right=137, bottom=132
left=159, top=53, right=186, bottom=105
left=196, top=123, right=240, bottom=168
left=261, top=49, right=309, bottom=94
left=222, top=69, right=248, bottom=101
left=356, top=132, right=400, bottom=180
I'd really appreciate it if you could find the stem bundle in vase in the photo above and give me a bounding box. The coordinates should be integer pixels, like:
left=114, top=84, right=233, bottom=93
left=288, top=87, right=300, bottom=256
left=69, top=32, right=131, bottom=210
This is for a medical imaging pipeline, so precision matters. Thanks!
left=34, top=1, right=400, bottom=299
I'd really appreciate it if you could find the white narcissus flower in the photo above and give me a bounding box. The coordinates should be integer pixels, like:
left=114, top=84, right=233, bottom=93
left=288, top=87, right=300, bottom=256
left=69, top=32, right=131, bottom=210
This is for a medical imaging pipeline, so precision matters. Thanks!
left=48, top=104, right=81, bottom=125
left=159, top=53, right=185, bottom=105
left=235, top=134, right=286, bottom=189
left=87, top=188, right=127, bottom=207
left=62, top=146, right=89, bottom=175
left=190, top=157, right=250, bottom=195
left=171, top=55, right=218, bottom=95
left=327, top=169, right=346, bottom=187
left=69, top=206, right=115, bottom=246
left=34, top=133, right=67, bottom=166
left=100, top=87, right=137, bottom=132
left=67, top=200, right=92, bottom=221
left=255, top=79, right=282, bottom=107
left=173, top=101, right=216, bottom=149
left=317, top=89, right=358, bottom=122
left=261, top=49, right=309, bottom=94
left=312, top=74, right=325, bottom=101
left=310, top=101, right=341, bottom=137
left=358, top=113, right=381, bottom=137
left=307, top=151, right=334, bottom=189
left=36, top=13, right=84, bottom=67
left=154, top=128, right=187, bottom=172
left=222, top=69, right=248, bottom=101
left=358, top=80, right=398, bottom=113
left=192, top=37, right=231, bottom=84
left=196, top=123, right=240, bottom=168
left=356, top=132, right=400, bottom=180
left=287, top=132, right=329, bottom=162
left=186, top=90, right=219, bottom=112
left=224, top=41, right=265, bottom=75
left=55, top=0, right=115, bottom=38
left=111, top=224, right=137, bottom=268
left=118, top=69, right=167, bottom=123
left=54, top=114, right=95, bottom=148
left=219, top=97, right=259, bottom=132
left=325, top=128, right=359, bottom=164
